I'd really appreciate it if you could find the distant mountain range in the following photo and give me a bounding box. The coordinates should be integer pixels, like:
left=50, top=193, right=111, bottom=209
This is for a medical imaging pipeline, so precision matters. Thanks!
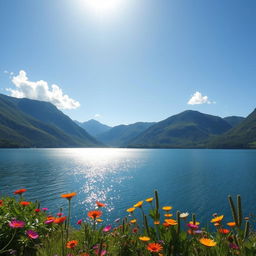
left=1, top=93, right=255, bottom=149
left=75, top=119, right=111, bottom=137
left=0, top=94, right=101, bottom=148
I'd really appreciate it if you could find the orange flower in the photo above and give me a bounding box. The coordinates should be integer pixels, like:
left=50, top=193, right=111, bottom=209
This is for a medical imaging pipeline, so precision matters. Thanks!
left=165, top=219, right=177, bottom=225
left=164, top=213, right=173, bottom=217
left=227, top=222, right=236, bottom=227
left=163, top=222, right=171, bottom=227
left=88, top=210, right=102, bottom=220
left=145, top=197, right=154, bottom=203
left=20, top=201, right=30, bottom=206
left=54, top=216, right=67, bottom=224
left=61, top=192, right=77, bottom=200
left=162, top=206, right=172, bottom=211
left=127, top=207, right=135, bottom=213
left=96, top=201, right=106, bottom=207
left=154, top=221, right=160, bottom=225
left=14, top=189, right=27, bottom=195
left=189, top=221, right=200, bottom=225
left=199, top=238, right=217, bottom=247
left=147, top=243, right=163, bottom=253
left=96, top=218, right=103, bottom=223
left=66, top=240, right=78, bottom=248
left=130, top=219, right=137, bottom=224
left=0, top=200, right=3, bottom=207
left=211, top=215, right=224, bottom=223
left=218, top=228, right=230, bottom=234
left=134, top=201, right=143, bottom=208
left=47, top=216, right=55, bottom=221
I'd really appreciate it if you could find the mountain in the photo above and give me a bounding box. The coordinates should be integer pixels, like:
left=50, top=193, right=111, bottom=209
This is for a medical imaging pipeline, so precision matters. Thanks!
left=96, top=122, right=155, bottom=147
left=75, top=119, right=111, bottom=137
left=128, top=110, right=232, bottom=148
left=224, top=116, right=245, bottom=127
left=209, top=109, right=256, bottom=148
left=0, top=94, right=102, bottom=148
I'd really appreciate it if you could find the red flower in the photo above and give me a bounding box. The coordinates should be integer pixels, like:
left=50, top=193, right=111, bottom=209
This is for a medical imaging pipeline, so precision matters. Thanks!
left=54, top=216, right=67, bottom=224
left=96, top=201, right=106, bottom=208
left=34, top=208, right=41, bottom=213
left=14, top=189, right=27, bottom=195
left=20, top=201, right=31, bottom=206
left=87, top=210, right=102, bottom=220
left=66, top=240, right=78, bottom=248
left=0, top=200, right=3, bottom=207
left=147, top=243, right=163, bottom=253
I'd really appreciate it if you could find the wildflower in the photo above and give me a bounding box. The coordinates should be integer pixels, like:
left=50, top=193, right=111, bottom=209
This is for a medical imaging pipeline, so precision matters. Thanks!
left=229, top=243, right=239, bottom=250
left=66, top=240, right=78, bottom=249
left=147, top=243, right=163, bottom=253
left=0, top=200, right=3, bottom=207
left=189, top=221, right=200, bottom=225
left=14, top=189, right=27, bottom=195
left=96, top=201, right=106, bottom=207
left=145, top=197, right=154, bottom=203
left=103, top=225, right=111, bottom=232
left=20, top=201, right=30, bottom=206
left=218, top=228, right=230, bottom=234
left=162, top=206, right=172, bottom=211
left=57, top=212, right=63, bottom=217
left=54, top=216, right=66, bottom=224
left=42, top=207, right=48, bottom=211
left=211, top=215, right=224, bottom=223
left=61, top=192, right=77, bottom=200
left=227, top=222, right=236, bottom=227
left=165, top=219, right=177, bottom=225
left=88, top=210, right=102, bottom=220
left=187, top=223, right=199, bottom=230
left=114, top=218, right=121, bottom=222
left=77, top=219, right=83, bottom=225
left=130, top=219, right=137, bottom=224
left=154, top=221, right=160, bottom=225
left=180, top=212, right=189, bottom=219
left=164, top=213, right=173, bottom=217
left=96, top=218, right=103, bottom=223
left=45, top=219, right=54, bottom=224
left=34, top=208, right=40, bottom=213
left=9, top=220, right=25, bottom=228
left=47, top=216, right=55, bottom=221
left=139, top=236, right=150, bottom=241
left=199, top=238, right=217, bottom=247
left=132, top=227, right=138, bottom=233
left=134, top=201, right=143, bottom=208
left=26, top=230, right=39, bottom=239
left=214, top=223, right=220, bottom=227
left=126, top=207, right=135, bottom=213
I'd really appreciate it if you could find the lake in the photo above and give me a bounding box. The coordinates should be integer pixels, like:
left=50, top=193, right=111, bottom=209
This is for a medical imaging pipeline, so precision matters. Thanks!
left=0, top=148, right=256, bottom=226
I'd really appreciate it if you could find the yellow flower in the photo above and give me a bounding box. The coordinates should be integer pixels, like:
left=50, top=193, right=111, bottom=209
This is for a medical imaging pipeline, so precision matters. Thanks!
left=164, top=213, right=173, bottom=217
left=211, top=215, right=224, bottom=223
left=164, top=219, right=177, bottom=225
left=199, top=238, right=217, bottom=247
left=162, top=206, right=172, bottom=211
left=96, top=218, right=103, bottom=222
left=139, top=236, right=150, bottom=242
left=134, top=201, right=143, bottom=208
left=130, top=219, right=136, bottom=224
left=145, top=197, right=154, bottom=203
left=189, top=221, right=200, bottom=225
left=126, top=207, right=136, bottom=213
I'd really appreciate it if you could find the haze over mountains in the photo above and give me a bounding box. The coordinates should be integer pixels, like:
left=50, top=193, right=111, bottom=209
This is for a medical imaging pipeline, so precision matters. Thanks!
left=0, top=93, right=255, bottom=148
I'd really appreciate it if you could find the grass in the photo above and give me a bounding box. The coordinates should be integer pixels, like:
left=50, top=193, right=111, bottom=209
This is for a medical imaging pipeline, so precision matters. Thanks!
left=1, top=189, right=256, bottom=256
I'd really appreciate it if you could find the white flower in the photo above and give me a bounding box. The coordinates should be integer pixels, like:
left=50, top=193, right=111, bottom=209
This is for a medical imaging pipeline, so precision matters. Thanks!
left=180, top=212, right=189, bottom=219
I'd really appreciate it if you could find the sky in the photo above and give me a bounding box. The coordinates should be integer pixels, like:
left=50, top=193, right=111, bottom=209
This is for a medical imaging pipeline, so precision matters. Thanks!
left=0, top=0, right=255, bottom=126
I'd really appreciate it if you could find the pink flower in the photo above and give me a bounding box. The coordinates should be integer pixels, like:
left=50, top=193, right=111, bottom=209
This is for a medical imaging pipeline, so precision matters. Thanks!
left=26, top=230, right=39, bottom=239
left=187, top=223, right=199, bottom=230
left=42, top=208, right=48, bottom=211
left=9, top=220, right=25, bottom=228
left=103, top=225, right=112, bottom=232
left=229, top=243, right=239, bottom=250
left=57, top=212, right=63, bottom=217
left=45, top=219, right=54, bottom=224
left=77, top=219, right=83, bottom=225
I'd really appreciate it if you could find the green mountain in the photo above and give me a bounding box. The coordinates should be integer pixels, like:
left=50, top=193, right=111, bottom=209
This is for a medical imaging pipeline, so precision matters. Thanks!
left=75, top=119, right=112, bottom=137
left=0, top=94, right=101, bottom=148
left=128, top=110, right=232, bottom=148
left=209, top=109, right=256, bottom=148
left=96, top=122, right=155, bottom=147
left=224, top=116, right=245, bottom=127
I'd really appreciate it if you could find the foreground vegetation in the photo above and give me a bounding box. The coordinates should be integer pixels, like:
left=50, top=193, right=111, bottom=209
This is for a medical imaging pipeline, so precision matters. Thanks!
left=0, top=189, right=256, bottom=256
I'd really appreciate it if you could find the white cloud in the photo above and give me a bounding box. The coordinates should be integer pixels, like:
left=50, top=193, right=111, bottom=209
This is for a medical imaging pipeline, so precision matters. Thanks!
left=94, top=114, right=101, bottom=118
left=187, top=91, right=215, bottom=105
left=6, top=70, right=80, bottom=110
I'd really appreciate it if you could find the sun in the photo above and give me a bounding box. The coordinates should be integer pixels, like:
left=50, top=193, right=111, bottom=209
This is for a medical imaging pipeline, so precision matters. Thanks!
left=82, top=0, right=124, bottom=16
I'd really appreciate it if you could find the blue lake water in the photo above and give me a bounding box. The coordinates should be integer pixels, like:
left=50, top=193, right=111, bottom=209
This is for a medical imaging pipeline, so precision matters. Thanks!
left=0, top=148, right=256, bottom=226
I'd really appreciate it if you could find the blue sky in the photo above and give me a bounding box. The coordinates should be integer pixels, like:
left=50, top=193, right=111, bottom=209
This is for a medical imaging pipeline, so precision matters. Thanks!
left=0, top=0, right=255, bottom=126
